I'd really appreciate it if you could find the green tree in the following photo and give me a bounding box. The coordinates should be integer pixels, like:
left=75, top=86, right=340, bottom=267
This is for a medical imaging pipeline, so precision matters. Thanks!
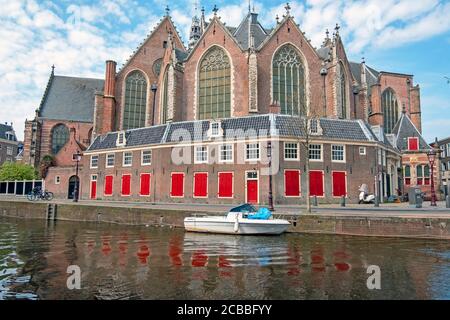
left=0, top=162, right=38, bottom=181
left=39, top=155, right=55, bottom=178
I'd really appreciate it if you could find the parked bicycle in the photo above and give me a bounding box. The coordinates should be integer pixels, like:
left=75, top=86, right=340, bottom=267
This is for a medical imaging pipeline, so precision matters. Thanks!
left=27, top=186, right=54, bottom=201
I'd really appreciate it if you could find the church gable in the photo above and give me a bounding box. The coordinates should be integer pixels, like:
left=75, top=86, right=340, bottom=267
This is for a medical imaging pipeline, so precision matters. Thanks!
left=392, top=112, right=429, bottom=152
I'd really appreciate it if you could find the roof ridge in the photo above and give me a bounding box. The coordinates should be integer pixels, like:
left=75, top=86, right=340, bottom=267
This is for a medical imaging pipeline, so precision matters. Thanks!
left=37, top=68, right=55, bottom=116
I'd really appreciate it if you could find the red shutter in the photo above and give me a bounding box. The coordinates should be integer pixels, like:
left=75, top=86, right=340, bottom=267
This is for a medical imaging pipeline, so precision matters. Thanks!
left=408, top=138, right=419, bottom=151
left=171, top=173, right=184, bottom=197
left=121, top=175, right=131, bottom=196
left=90, top=180, right=97, bottom=199
left=218, top=172, right=233, bottom=198
left=285, top=170, right=300, bottom=197
left=332, top=172, right=346, bottom=197
left=140, top=174, right=151, bottom=196
left=309, top=171, right=324, bottom=197
left=104, top=175, right=113, bottom=196
left=194, top=173, right=208, bottom=197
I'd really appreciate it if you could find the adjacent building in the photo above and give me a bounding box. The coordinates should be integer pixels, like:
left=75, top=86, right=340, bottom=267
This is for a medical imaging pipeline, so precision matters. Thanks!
left=0, top=123, right=18, bottom=165
left=22, top=6, right=430, bottom=204
left=436, top=137, right=450, bottom=197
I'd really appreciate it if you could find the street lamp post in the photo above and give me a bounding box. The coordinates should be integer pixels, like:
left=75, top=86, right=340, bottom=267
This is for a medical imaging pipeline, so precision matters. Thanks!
left=73, top=151, right=82, bottom=203
left=151, top=83, right=158, bottom=126
left=267, top=141, right=275, bottom=211
left=426, top=148, right=438, bottom=206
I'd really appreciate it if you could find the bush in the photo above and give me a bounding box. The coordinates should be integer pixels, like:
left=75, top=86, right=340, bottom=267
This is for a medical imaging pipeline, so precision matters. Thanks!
left=0, top=162, right=38, bottom=181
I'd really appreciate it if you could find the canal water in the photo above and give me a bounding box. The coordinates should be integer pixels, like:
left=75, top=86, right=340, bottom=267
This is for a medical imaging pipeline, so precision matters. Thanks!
left=0, top=217, right=448, bottom=300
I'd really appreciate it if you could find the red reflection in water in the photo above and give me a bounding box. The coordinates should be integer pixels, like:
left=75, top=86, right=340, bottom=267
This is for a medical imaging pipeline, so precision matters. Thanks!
left=101, top=236, right=112, bottom=256
left=169, top=237, right=183, bottom=267
left=191, top=250, right=208, bottom=267
left=218, top=256, right=231, bottom=268
left=333, top=250, right=351, bottom=271
left=137, top=244, right=150, bottom=265
left=287, top=246, right=301, bottom=276
left=86, top=239, right=95, bottom=255
left=311, top=248, right=325, bottom=272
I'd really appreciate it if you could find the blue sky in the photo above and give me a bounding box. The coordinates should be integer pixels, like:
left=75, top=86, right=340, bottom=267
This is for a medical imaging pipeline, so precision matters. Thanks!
left=0, top=0, right=449, bottom=142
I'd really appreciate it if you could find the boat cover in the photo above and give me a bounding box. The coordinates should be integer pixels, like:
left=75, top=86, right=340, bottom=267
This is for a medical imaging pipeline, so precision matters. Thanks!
left=247, top=207, right=272, bottom=220
left=230, top=204, right=257, bottom=213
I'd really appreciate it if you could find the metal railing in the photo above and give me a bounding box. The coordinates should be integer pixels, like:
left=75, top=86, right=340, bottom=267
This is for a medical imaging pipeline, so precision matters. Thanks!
left=0, top=180, right=45, bottom=197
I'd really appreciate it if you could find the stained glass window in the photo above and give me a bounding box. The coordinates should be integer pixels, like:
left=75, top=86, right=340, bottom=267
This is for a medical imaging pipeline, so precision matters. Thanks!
left=198, top=47, right=231, bottom=120
left=123, top=70, right=147, bottom=130
left=51, top=124, right=69, bottom=154
left=382, top=88, right=399, bottom=134
left=272, top=44, right=305, bottom=116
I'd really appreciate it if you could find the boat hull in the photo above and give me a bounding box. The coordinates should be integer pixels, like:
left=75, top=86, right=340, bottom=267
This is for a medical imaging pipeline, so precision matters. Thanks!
left=184, top=218, right=290, bottom=235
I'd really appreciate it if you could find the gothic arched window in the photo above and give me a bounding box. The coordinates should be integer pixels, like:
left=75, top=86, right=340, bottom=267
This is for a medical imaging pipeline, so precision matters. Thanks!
left=337, top=62, right=347, bottom=119
left=51, top=124, right=69, bottom=154
left=272, top=44, right=306, bottom=116
left=161, top=67, right=169, bottom=124
left=198, top=47, right=231, bottom=120
left=123, top=70, right=147, bottom=130
left=382, top=88, right=399, bottom=134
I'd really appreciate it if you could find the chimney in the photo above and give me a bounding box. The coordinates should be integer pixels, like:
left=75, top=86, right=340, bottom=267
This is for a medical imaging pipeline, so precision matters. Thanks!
left=104, top=60, right=117, bottom=97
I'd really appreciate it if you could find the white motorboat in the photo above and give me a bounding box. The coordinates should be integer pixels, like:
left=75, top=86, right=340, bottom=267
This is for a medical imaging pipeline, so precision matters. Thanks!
left=184, top=204, right=291, bottom=235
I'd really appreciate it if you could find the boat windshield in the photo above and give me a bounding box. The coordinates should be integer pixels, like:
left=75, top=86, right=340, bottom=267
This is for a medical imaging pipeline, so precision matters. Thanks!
left=229, top=204, right=257, bottom=213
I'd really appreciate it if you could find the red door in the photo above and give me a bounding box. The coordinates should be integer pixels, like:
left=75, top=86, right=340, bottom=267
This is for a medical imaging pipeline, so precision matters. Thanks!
left=104, top=175, right=113, bottom=196
left=171, top=173, right=184, bottom=197
left=332, top=172, right=346, bottom=197
left=90, top=179, right=97, bottom=199
left=121, top=175, right=131, bottom=196
left=194, top=173, right=208, bottom=197
left=309, top=171, right=324, bottom=197
left=247, top=180, right=258, bottom=204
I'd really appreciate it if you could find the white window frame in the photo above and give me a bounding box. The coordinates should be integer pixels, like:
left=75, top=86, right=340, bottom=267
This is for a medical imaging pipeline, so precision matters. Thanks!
left=6, top=146, right=13, bottom=156
left=308, top=144, right=323, bottom=162
left=194, top=145, right=208, bottom=164
left=106, top=153, right=115, bottom=168
left=219, top=144, right=234, bottom=163
left=209, top=121, right=222, bottom=138
left=90, top=155, right=99, bottom=169
left=141, top=149, right=152, bottom=166
left=246, top=143, right=260, bottom=161
left=331, top=144, right=346, bottom=163
left=284, top=142, right=299, bottom=161
left=116, top=131, right=126, bottom=147
left=359, top=146, right=366, bottom=155
left=123, top=151, right=133, bottom=167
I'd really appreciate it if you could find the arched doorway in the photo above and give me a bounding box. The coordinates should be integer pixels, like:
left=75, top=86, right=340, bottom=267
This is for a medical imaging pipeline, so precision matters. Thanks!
left=68, top=176, right=80, bottom=200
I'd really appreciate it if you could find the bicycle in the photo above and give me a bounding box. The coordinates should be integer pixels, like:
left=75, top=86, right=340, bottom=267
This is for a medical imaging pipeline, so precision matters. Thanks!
left=27, top=187, right=54, bottom=201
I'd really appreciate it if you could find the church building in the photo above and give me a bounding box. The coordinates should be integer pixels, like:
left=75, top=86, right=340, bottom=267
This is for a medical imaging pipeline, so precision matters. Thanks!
left=22, top=4, right=434, bottom=204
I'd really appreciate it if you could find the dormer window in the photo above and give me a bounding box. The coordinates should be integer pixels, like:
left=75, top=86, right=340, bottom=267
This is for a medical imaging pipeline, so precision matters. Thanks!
left=116, top=131, right=126, bottom=147
left=308, top=119, right=323, bottom=136
left=208, top=121, right=222, bottom=138
left=408, top=137, right=419, bottom=151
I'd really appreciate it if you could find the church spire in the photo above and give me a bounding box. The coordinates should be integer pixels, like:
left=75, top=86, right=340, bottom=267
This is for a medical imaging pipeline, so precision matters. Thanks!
left=189, top=1, right=203, bottom=49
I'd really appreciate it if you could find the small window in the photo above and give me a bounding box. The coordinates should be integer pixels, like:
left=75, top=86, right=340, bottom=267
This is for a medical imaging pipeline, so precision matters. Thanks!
left=404, top=165, right=411, bottom=185
left=309, top=144, right=322, bottom=161
left=284, top=142, right=299, bottom=160
left=55, top=176, right=61, bottom=184
left=142, top=150, right=152, bottom=165
left=359, top=147, right=366, bottom=155
left=331, top=145, right=345, bottom=162
left=116, top=132, right=126, bottom=147
left=309, top=119, right=318, bottom=134
left=6, top=146, right=13, bottom=156
left=195, top=146, right=208, bottom=164
left=90, top=155, right=99, bottom=168
left=219, top=144, right=233, bottom=163
left=123, top=151, right=133, bottom=166
left=106, top=154, right=115, bottom=168
left=209, top=122, right=221, bottom=138
left=246, top=143, right=260, bottom=161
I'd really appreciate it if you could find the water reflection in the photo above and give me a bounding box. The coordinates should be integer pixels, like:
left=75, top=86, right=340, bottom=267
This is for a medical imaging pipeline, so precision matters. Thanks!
left=0, top=217, right=449, bottom=300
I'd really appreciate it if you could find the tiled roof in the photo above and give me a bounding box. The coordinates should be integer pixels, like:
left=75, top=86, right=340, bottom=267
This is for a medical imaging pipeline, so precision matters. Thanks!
left=0, top=123, right=17, bottom=141
left=349, top=61, right=379, bottom=94
left=232, top=13, right=268, bottom=50
left=39, top=75, right=104, bottom=123
left=88, top=114, right=381, bottom=152
left=391, top=112, right=429, bottom=151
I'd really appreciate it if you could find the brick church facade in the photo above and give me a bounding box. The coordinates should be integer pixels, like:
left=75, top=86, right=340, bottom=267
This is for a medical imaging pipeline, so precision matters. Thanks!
left=22, top=5, right=436, bottom=204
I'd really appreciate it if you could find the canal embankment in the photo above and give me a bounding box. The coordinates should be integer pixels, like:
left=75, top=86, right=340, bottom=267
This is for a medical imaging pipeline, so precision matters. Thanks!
left=0, top=199, right=449, bottom=240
